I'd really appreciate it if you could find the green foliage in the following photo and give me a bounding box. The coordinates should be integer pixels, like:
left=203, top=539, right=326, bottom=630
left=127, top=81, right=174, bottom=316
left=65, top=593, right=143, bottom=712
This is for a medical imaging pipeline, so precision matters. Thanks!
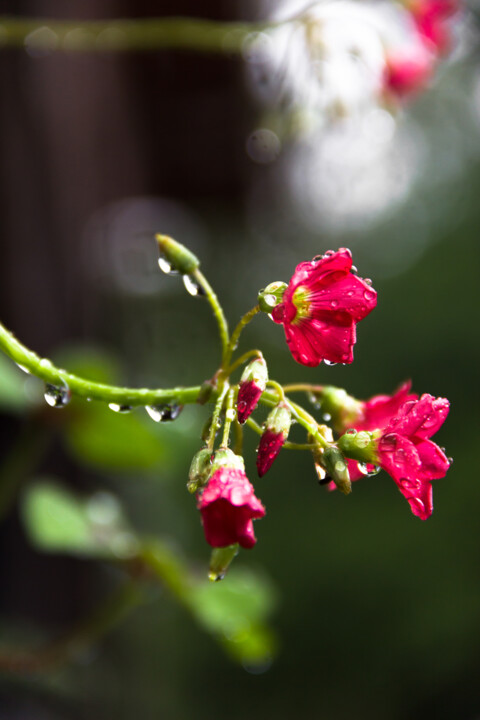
left=0, top=353, right=29, bottom=413
left=21, top=480, right=138, bottom=559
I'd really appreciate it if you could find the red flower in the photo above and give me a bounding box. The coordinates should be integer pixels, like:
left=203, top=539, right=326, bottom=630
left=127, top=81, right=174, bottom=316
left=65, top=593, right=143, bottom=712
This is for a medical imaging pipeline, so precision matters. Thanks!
left=383, top=51, right=434, bottom=98
left=237, top=357, right=268, bottom=424
left=375, top=394, right=450, bottom=520
left=272, top=249, right=377, bottom=367
left=198, top=467, right=265, bottom=548
left=354, top=381, right=418, bottom=433
left=410, top=0, right=459, bottom=55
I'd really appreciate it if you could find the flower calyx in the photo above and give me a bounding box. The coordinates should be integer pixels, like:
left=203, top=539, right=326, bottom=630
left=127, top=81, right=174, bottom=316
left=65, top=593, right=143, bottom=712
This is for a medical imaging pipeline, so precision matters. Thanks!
left=321, top=446, right=352, bottom=495
left=258, top=282, right=288, bottom=314
left=208, top=544, right=239, bottom=582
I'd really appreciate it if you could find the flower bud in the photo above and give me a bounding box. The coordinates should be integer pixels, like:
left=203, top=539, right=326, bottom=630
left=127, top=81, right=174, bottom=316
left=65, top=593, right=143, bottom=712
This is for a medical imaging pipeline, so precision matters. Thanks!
left=321, top=446, right=351, bottom=495
left=187, top=448, right=212, bottom=493
left=155, top=234, right=200, bottom=275
left=237, top=356, right=268, bottom=424
left=338, top=429, right=378, bottom=465
left=258, top=282, right=288, bottom=314
left=319, top=386, right=363, bottom=433
left=256, top=402, right=291, bottom=477
left=208, top=544, right=239, bottom=582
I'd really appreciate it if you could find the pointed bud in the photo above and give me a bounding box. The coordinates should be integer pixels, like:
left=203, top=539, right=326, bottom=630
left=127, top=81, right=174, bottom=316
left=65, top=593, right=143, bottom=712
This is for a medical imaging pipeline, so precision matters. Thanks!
left=321, top=446, right=351, bottom=495
left=208, top=544, right=239, bottom=581
left=187, top=448, right=212, bottom=493
left=155, top=234, right=200, bottom=275
left=337, top=429, right=378, bottom=465
left=258, top=282, right=288, bottom=314
left=237, top=356, right=268, bottom=424
left=256, top=402, right=291, bottom=477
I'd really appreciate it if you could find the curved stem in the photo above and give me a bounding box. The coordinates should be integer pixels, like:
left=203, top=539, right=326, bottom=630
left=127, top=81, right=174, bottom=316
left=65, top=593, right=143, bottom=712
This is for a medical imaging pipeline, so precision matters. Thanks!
left=0, top=16, right=288, bottom=53
left=0, top=322, right=206, bottom=406
left=283, top=383, right=324, bottom=395
left=225, top=305, right=261, bottom=369
left=266, top=380, right=285, bottom=402
left=225, top=349, right=262, bottom=377
left=192, top=268, right=229, bottom=365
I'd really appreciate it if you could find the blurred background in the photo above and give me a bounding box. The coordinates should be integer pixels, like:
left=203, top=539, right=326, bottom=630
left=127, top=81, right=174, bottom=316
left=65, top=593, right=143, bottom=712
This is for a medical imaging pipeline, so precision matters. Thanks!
left=0, top=0, right=479, bottom=718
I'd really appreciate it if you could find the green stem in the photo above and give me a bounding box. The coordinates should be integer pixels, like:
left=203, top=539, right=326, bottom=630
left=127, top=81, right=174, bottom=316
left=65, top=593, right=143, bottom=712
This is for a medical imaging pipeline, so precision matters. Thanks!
left=225, top=349, right=262, bottom=377
left=225, top=305, right=261, bottom=369
left=283, top=383, right=324, bottom=395
left=220, top=387, right=236, bottom=448
left=266, top=380, right=285, bottom=402
left=0, top=16, right=289, bottom=53
left=0, top=321, right=207, bottom=406
left=207, top=382, right=229, bottom=451
left=192, top=268, right=229, bottom=366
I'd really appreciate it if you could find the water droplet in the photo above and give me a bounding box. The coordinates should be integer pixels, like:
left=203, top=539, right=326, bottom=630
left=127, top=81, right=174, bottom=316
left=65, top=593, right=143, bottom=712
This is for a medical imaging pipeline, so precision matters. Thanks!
left=15, top=363, right=30, bottom=375
left=334, top=460, right=345, bottom=473
left=364, top=290, right=376, bottom=302
left=358, top=463, right=370, bottom=476
left=44, top=383, right=71, bottom=408
left=225, top=408, right=236, bottom=422
left=158, top=256, right=179, bottom=275
left=208, top=571, right=225, bottom=582
left=447, top=457, right=453, bottom=464
left=330, top=299, right=339, bottom=308
left=364, top=278, right=373, bottom=286
left=264, top=294, right=277, bottom=307
left=323, top=250, right=334, bottom=257
left=355, top=431, right=371, bottom=449
left=402, top=478, right=420, bottom=491
left=322, top=412, right=331, bottom=422
left=145, top=404, right=182, bottom=422
left=312, top=254, right=323, bottom=262
left=347, top=291, right=354, bottom=297
left=108, top=403, right=132, bottom=413
left=182, top=274, right=205, bottom=297
left=351, top=265, right=358, bottom=274
left=324, top=359, right=337, bottom=366
left=39, top=358, right=53, bottom=370
left=409, top=497, right=425, bottom=515
left=345, top=428, right=356, bottom=435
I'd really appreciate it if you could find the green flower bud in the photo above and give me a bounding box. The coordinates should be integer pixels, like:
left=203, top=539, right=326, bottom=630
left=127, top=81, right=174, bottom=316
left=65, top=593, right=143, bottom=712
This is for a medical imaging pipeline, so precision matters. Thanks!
left=156, top=234, right=200, bottom=275
left=187, top=448, right=212, bottom=493
left=338, top=429, right=378, bottom=464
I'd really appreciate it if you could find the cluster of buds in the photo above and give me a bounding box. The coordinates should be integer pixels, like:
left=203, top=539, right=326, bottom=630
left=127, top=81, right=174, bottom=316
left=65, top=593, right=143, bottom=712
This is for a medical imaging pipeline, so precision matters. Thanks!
left=164, top=239, right=452, bottom=579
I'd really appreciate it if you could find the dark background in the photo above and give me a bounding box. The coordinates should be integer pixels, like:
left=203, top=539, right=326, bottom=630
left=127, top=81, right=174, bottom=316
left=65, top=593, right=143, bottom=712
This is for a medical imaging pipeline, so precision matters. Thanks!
left=0, top=1, right=479, bottom=718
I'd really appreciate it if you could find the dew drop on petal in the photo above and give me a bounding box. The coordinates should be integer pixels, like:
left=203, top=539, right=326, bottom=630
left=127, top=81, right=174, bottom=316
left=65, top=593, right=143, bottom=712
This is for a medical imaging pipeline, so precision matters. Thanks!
left=363, top=278, right=373, bottom=286
left=108, top=403, right=132, bottom=413
left=44, top=383, right=71, bottom=408
left=351, top=265, right=358, bottom=274
left=324, top=359, right=337, bottom=366
left=345, top=428, right=356, bottom=435
left=312, top=254, right=323, bottom=262
left=323, top=250, right=335, bottom=257
left=330, top=299, right=339, bottom=308
left=447, top=457, right=453, bottom=464
left=358, top=462, right=370, bottom=476
left=364, top=290, right=376, bottom=302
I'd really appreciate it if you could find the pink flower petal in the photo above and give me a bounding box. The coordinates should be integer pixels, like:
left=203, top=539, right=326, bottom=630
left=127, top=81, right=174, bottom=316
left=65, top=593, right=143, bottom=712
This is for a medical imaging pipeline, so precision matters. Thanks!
left=415, top=439, right=450, bottom=479
left=359, top=381, right=417, bottom=431
left=308, top=274, right=377, bottom=322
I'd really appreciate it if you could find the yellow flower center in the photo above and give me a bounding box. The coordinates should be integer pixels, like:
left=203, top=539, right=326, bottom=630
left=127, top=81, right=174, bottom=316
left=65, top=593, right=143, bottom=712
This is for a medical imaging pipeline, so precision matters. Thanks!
left=292, top=286, right=311, bottom=323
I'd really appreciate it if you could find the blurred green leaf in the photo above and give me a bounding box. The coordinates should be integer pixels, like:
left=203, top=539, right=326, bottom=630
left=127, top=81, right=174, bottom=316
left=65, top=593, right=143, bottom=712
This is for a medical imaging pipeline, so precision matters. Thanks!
left=21, top=479, right=138, bottom=558
left=65, top=402, right=169, bottom=472
left=0, top=352, right=29, bottom=413
left=53, top=345, right=122, bottom=386
left=190, top=569, right=278, bottom=666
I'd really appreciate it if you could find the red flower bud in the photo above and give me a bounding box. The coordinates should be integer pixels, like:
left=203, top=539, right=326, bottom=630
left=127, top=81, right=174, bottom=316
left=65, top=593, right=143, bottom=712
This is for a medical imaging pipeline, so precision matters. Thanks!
left=256, top=402, right=292, bottom=477
left=197, top=453, right=265, bottom=548
left=237, top=357, right=268, bottom=424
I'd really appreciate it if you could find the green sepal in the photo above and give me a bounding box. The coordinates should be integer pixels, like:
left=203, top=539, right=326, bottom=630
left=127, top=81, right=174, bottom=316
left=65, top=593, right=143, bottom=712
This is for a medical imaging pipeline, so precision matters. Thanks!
left=187, top=448, right=212, bottom=493
left=258, top=282, right=287, bottom=313
left=321, top=446, right=351, bottom=495
left=338, top=430, right=378, bottom=464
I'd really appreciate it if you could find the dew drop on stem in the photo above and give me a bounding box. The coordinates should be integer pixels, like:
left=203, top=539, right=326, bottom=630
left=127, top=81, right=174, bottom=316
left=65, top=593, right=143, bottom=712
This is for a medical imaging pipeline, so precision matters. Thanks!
left=182, top=274, right=205, bottom=297
left=158, top=256, right=179, bottom=275
left=108, top=403, right=132, bottom=413
left=44, top=382, right=71, bottom=408
left=145, top=404, right=183, bottom=422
